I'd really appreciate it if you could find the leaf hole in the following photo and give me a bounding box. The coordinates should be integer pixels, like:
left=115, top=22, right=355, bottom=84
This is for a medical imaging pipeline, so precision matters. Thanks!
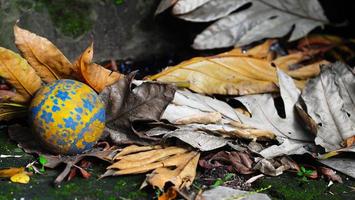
left=230, top=2, right=252, bottom=15
left=226, top=99, right=252, bottom=117
left=273, top=96, right=286, bottom=118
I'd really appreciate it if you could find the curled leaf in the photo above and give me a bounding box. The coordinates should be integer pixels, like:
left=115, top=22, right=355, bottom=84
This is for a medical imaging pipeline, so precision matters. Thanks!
left=14, top=25, right=75, bottom=83
left=0, top=47, right=42, bottom=101
left=75, top=43, right=122, bottom=92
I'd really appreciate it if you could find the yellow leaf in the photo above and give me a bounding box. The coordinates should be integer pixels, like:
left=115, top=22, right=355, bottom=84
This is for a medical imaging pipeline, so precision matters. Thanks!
left=10, top=173, right=30, bottom=184
left=147, top=152, right=200, bottom=190
left=0, top=167, right=25, bottom=178
left=0, top=47, right=42, bottom=101
left=113, top=151, right=197, bottom=175
left=148, top=56, right=304, bottom=95
left=221, top=39, right=275, bottom=59
left=272, top=52, right=305, bottom=71
left=14, top=25, right=75, bottom=83
left=287, top=60, right=329, bottom=79
left=0, top=103, right=27, bottom=121
left=108, top=147, right=188, bottom=169
left=113, top=145, right=162, bottom=160
left=75, top=43, right=122, bottom=92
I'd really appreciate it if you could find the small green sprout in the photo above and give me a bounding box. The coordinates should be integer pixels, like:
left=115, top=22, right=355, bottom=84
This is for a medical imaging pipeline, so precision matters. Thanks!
left=297, top=166, right=315, bottom=182
left=38, top=155, right=48, bottom=173
left=211, top=173, right=235, bottom=188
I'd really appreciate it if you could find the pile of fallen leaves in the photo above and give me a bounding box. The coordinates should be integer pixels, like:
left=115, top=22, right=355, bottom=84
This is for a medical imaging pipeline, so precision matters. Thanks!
left=0, top=21, right=355, bottom=199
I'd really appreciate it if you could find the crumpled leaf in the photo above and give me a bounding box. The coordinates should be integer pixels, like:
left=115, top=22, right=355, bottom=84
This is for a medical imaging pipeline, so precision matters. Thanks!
left=161, top=89, right=275, bottom=147
left=298, top=35, right=355, bottom=62
left=254, top=157, right=299, bottom=176
left=14, top=25, right=75, bottom=83
left=0, top=47, right=42, bottom=101
left=234, top=69, right=313, bottom=142
left=0, top=103, right=27, bottom=121
left=202, top=186, right=271, bottom=200
left=162, top=0, right=328, bottom=49
left=100, top=73, right=176, bottom=144
left=199, top=151, right=254, bottom=174
left=75, top=43, right=122, bottom=92
left=319, top=166, right=343, bottom=183
left=297, top=62, right=355, bottom=152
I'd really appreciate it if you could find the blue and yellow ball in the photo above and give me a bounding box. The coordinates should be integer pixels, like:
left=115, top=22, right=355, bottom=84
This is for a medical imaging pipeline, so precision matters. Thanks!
left=29, top=79, right=105, bottom=155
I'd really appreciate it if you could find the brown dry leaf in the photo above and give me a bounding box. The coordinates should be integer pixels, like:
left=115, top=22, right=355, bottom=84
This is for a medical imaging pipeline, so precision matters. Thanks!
left=147, top=152, right=200, bottom=190
left=114, top=145, right=162, bottom=159
left=147, top=50, right=307, bottom=96
left=0, top=90, right=27, bottom=103
left=0, top=167, right=25, bottom=178
left=0, top=103, right=27, bottom=121
left=102, top=145, right=199, bottom=190
left=75, top=43, right=122, bottom=92
left=14, top=25, right=75, bottom=83
left=0, top=47, right=42, bottom=101
left=158, top=187, right=178, bottom=200
left=108, top=146, right=188, bottom=169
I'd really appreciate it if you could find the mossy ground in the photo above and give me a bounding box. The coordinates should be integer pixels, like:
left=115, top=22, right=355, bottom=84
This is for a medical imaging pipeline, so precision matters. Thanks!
left=1, top=127, right=354, bottom=200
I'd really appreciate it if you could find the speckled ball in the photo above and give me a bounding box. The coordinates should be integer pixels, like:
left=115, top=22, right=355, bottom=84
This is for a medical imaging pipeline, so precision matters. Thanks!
left=29, top=79, right=105, bottom=155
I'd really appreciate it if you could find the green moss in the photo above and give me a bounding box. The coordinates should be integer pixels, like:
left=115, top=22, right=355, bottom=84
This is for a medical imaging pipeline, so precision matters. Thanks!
left=257, top=173, right=354, bottom=200
left=35, top=0, right=95, bottom=38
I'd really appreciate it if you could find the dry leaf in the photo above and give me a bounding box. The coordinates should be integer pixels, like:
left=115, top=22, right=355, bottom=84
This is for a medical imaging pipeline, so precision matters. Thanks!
left=102, top=145, right=199, bottom=190
left=108, top=147, right=188, bottom=169
left=158, top=187, right=178, bottom=200
left=0, top=103, right=27, bottom=121
left=100, top=73, right=176, bottom=144
left=10, top=173, right=30, bottom=184
left=114, top=145, right=162, bottom=159
left=75, top=43, right=122, bottom=92
left=14, top=25, right=75, bottom=83
left=0, top=167, right=25, bottom=178
left=0, top=47, right=42, bottom=101
left=0, top=90, right=27, bottom=103
left=298, top=62, right=355, bottom=152
left=147, top=152, right=200, bottom=190
left=166, top=0, right=328, bottom=49
left=148, top=49, right=309, bottom=96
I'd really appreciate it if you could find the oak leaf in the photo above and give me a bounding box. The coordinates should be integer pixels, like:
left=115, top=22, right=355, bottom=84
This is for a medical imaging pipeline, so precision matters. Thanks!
left=14, top=25, right=75, bottom=83
left=0, top=47, right=42, bottom=101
